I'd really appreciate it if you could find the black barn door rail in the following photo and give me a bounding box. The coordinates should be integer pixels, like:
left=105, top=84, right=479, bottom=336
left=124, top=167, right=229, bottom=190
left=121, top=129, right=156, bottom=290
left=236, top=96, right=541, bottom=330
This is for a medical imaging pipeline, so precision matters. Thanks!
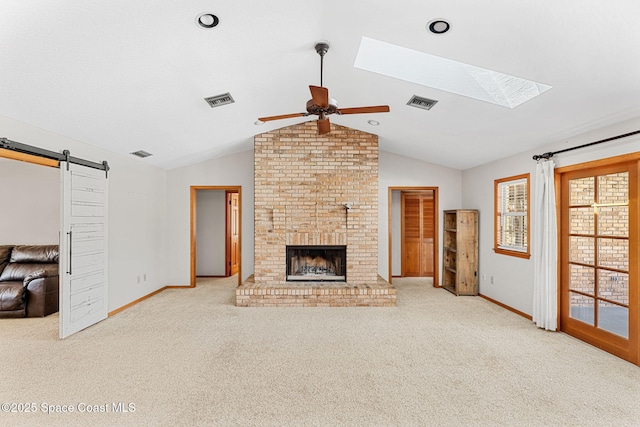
left=0, top=137, right=109, bottom=177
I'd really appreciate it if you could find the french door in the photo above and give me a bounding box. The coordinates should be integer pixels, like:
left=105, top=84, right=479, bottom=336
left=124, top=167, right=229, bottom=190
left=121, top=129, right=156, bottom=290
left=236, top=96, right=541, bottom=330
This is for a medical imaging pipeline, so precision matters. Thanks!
left=560, top=159, right=638, bottom=364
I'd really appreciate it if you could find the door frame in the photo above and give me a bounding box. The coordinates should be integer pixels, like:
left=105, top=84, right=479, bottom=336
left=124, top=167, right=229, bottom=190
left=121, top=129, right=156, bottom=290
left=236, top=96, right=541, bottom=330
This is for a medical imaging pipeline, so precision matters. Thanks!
left=190, top=186, right=242, bottom=287
left=388, top=186, right=439, bottom=286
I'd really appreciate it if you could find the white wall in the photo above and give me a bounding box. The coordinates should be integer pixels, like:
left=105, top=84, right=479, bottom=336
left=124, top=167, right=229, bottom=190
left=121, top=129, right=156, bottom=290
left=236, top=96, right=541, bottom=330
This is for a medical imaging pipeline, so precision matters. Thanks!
left=0, top=115, right=168, bottom=312
left=379, top=151, right=463, bottom=282
left=0, top=159, right=59, bottom=244
left=195, top=190, right=226, bottom=276
left=166, top=150, right=254, bottom=285
left=462, top=116, right=640, bottom=316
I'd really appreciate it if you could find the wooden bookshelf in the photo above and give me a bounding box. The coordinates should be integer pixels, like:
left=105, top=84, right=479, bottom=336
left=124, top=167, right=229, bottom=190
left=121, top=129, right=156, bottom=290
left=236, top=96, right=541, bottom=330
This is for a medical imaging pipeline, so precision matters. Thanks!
left=442, top=210, right=478, bottom=296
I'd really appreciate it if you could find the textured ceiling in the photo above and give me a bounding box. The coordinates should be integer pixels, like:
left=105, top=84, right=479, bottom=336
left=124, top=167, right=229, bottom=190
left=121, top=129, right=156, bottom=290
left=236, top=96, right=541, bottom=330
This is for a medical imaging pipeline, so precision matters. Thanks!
left=1, top=1, right=639, bottom=170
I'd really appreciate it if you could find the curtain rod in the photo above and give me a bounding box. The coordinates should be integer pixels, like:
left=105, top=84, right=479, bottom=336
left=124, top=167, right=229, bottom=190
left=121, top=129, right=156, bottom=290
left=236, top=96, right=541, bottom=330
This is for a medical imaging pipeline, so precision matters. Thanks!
left=0, top=137, right=109, bottom=176
left=532, top=130, right=640, bottom=161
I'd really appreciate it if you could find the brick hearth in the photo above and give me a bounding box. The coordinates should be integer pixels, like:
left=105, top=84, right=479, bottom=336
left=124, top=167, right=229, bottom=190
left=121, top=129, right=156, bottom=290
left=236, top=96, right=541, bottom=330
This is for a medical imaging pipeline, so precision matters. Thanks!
left=236, top=276, right=396, bottom=307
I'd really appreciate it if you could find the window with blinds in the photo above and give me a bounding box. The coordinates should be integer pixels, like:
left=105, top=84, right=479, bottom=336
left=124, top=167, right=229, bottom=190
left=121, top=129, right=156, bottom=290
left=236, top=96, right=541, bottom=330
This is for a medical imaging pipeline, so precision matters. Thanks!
left=494, top=174, right=530, bottom=258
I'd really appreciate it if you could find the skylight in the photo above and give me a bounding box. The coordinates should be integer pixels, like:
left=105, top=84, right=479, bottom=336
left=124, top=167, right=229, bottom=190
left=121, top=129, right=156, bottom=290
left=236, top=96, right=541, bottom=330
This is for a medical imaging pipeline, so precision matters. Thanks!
left=354, top=37, right=551, bottom=108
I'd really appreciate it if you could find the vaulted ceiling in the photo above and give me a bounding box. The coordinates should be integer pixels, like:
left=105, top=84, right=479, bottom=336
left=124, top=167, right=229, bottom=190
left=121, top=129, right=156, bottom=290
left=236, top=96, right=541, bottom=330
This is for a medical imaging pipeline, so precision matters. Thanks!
left=1, top=1, right=639, bottom=170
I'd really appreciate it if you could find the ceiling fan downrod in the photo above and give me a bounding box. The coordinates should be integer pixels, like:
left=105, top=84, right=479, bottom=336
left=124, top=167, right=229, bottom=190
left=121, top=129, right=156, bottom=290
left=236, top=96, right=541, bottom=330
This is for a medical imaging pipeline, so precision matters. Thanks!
left=315, top=42, right=329, bottom=87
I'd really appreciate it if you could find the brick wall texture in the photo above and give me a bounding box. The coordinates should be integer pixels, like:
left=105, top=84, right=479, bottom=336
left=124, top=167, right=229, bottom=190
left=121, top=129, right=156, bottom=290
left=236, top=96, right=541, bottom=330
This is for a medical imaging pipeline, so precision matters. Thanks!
left=254, top=121, right=378, bottom=285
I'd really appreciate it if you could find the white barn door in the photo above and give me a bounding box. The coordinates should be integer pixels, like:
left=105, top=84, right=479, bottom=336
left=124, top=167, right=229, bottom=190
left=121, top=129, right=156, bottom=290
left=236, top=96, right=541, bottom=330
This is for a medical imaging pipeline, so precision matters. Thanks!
left=59, top=162, right=108, bottom=338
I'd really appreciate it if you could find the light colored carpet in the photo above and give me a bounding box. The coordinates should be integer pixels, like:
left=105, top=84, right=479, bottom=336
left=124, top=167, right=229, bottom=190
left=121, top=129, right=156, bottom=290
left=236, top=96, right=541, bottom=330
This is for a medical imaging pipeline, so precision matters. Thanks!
left=1, top=277, right=639, bottom=426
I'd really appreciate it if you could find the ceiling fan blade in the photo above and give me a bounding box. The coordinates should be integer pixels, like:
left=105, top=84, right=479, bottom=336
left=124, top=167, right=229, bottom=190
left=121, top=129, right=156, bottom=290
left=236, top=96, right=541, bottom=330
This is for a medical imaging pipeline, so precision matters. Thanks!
left=317, top=118, right=331, bottom=135
left=309, top=85, right=329, bottom=108
left=257, top=112, right=307, bottom=122
left=337, top=106, right=390, bottom=115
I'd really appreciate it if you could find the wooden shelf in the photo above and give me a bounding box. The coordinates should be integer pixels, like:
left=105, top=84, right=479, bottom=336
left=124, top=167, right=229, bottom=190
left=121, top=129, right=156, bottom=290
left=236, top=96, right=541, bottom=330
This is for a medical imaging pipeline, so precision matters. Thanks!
left=441, top=210, right=478, bottom=296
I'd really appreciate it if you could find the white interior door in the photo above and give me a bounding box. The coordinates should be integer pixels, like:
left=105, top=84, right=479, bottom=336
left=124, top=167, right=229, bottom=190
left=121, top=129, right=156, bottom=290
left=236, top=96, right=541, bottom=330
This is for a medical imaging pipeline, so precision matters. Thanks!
left=59, top=162, right=108, bottom=338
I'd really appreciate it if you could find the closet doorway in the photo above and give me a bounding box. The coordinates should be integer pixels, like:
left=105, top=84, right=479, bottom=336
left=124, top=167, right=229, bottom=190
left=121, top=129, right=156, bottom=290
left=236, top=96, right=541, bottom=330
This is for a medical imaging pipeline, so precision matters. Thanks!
left=389, top=187, right=439, bottom=285
left=190, top=186, right=241, bottom=287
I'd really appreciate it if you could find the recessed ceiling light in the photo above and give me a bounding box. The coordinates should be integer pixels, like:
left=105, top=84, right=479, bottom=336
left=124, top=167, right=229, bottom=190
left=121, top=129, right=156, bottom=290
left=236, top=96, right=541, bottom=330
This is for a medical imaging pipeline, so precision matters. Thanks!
left=197, top=13, right=219, bottom=29
left=427, top=19, right=450, bottom=34
left=368, top=120, right=380, bottom=126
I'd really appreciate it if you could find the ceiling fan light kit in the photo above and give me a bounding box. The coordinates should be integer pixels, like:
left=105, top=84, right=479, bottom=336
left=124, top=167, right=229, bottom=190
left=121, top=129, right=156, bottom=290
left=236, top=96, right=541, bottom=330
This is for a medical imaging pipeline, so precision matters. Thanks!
left=257, top=41, right=390, bottom=135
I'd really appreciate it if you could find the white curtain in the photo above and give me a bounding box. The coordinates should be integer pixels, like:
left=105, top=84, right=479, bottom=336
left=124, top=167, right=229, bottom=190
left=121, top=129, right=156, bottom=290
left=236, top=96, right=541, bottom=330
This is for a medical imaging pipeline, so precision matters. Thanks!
left=532, top=159, right=558, bottom=330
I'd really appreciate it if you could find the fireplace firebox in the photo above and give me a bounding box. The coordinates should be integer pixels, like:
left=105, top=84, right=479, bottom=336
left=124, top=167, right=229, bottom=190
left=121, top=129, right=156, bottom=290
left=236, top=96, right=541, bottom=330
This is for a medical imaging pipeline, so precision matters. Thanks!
left=286, top=245, right=346, bottom=282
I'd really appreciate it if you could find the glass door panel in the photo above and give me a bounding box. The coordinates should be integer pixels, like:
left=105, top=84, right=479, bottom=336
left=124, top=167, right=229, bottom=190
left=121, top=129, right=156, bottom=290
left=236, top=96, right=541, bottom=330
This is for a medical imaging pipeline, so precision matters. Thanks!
left=569, top=236, right=594, bottom=265
left=598, top=172, right=628, bottom=203
left=569, top=207, right=594, bottom=234
left=598, top=206, right=628, bottom=236
left=597, top=238, right=628, bottom=270
left=569, top=264, right=594, bottom=294
left=570, top=293, right=595, bottom=326
left=597, top=270, right=629, bottom=305
left=569, top=177, right=594, bottom=204
left=598, top=301, right=629, bottom=338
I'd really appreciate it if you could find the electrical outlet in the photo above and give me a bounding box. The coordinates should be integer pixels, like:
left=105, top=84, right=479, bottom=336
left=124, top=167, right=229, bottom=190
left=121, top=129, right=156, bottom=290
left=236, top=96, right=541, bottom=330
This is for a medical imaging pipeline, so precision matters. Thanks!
left=490, top=276, right=494, bottom=285
left=143, top=273, right=147, bottom=281
left=482, top=274, right=487, bottom=282
left=137, top=276, right=140, bottom=284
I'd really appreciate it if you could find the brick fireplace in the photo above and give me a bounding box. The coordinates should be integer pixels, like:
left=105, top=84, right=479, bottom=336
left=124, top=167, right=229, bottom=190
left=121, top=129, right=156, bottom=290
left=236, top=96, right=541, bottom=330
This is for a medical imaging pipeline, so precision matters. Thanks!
left=236, top=121, right=396, bottom=307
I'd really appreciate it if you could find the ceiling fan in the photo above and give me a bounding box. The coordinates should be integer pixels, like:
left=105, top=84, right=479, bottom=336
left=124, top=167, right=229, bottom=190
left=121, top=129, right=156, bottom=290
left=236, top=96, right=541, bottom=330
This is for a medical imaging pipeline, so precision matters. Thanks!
left=257, top=42, right=390, bottom=135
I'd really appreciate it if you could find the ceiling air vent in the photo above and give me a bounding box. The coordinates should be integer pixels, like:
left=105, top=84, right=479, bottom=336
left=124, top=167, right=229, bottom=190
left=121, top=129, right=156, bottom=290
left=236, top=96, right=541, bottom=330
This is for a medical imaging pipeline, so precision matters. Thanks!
left=204, top=93, right=235, bottom=108
left=130, top=150, right=152, bottom=158
left=407, top=95, right=438, bottom=110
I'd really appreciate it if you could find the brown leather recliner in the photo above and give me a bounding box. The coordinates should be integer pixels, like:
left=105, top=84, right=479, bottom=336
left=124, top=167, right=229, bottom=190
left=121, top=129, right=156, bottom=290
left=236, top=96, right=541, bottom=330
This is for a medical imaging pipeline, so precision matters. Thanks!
left=0, top=245, right=59, bottom=318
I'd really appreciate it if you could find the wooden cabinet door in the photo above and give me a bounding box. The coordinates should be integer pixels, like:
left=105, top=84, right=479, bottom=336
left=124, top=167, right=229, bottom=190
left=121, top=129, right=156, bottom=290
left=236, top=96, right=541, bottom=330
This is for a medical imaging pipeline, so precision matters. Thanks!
left=401, top=192, right=435, bottom=277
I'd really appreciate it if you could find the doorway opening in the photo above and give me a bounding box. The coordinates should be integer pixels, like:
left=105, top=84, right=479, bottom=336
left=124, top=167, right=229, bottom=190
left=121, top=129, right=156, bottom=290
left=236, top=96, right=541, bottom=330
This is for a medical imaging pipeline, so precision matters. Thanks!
left=190, top=186, right=242, bottom=287
left=388, top=187, right=439, bottom=286
left=0, top=152, right=60, bottom=332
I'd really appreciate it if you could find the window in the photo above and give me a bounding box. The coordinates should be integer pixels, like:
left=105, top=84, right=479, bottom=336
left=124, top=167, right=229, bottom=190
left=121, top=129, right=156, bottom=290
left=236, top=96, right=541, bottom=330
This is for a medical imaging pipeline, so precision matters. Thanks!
left=494, top=173, right=530, bottom=258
